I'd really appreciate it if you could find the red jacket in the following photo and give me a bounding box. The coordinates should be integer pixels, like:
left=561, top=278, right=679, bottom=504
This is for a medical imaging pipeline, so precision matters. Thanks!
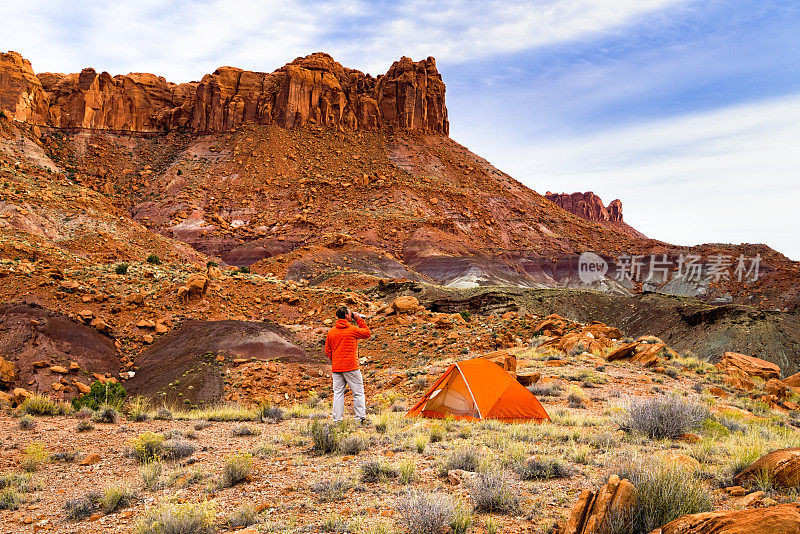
left=325, top=316, right=371, bottom=372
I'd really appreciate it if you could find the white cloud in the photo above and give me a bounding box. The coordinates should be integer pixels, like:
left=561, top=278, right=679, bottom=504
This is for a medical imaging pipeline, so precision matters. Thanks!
left=481, top=94, right=800, bottom=260
left=1, top=0, right=687, bottom=80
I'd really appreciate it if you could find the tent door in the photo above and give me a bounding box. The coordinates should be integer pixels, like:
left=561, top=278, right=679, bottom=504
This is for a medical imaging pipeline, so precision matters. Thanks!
left=422, top=366, right=479, bottom=418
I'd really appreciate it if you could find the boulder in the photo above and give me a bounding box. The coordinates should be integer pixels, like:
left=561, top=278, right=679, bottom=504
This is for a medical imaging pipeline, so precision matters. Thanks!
left=765, top=379, right=789, bottom=399
left=556, top=474, right=636, bottom=534
left=733, top=448, right=800, bottom=488
left=12, top=387, right=33, bottom=405
left=479, top=350, right=517, bottom=374
left=783, top=372, right=800, bottom=388
left=49, top=365, right=69, bottom=374
left=79, top=453, right=101, bottom=466
left=186, top=274, right=210, bottom=299
left=648, top=503, right=800, bottom=534
left=716, top=352, right=780, bottom=381
left=0, top=356, right=15, bottom=385
left=391, top=296, right=419, bottom=314
left=74, top=381, right=91, bottom=395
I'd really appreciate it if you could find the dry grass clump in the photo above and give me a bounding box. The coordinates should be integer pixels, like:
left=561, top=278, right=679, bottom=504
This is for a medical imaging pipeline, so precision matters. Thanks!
left=442, top=446, right=480, bottom=474
left=21, top=442, right=48, bottom=472
left=617, top=395, right=710, bottom=439
left=614, top=455, right=712, bottom=533
left=226, top=504, right=259, bottom=528
left=231, top=424, right=259, bottom=437
left=92, top=404, right=120, bottom=423
left=101, top=483, right=136, bottom=513
left=528, top=382, right=564, bottom=398
left=76, top=419, right=94, bottom=432
left=135, top=501, right=216, bottom=534
left=22, top=394, right=69, bottom=416
left=310, top=419, right=341, bottom=453
left=18, top=415, right=36, bottom=430
left=162, top=439, right=197, bottom=461
left=140, top=462, right=164, bottom=490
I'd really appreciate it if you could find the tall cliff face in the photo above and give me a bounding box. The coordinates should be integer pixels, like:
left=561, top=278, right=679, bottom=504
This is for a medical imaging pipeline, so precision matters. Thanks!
left=545, top=191, right=623, bottom=223
left=0, top=51, right=448, bottom=135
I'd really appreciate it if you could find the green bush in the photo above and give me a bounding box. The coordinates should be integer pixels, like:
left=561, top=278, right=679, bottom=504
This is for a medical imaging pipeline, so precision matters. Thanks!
left=115, top=263, right=129, bottom=275
left=73, top=381, right=127, bottom=411
left=146, top=254, right=162, bottom=265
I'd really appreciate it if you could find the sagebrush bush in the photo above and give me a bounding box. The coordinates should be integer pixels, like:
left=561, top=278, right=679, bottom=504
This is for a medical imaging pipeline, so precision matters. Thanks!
left=528, top=382, right=563, bottom=398
left=18, top=415, right=35, bottom=430
left=340, top=434, right=368, bottom=455
left=231, top=425, right=258, bottom=437
left=614, top=456, right=712, bottom=533
left=76, top=420, right=94, bottom=432
left=135, top=502, right=215, bottom=534
left=443, top=446, right=480, bottom=473
left=219, top=453, right=253, bottom=488
left=92, top=404, right=120, bottom=423
left=311, top=477, right=353, bottom=502
left=468, top=471, right=521, bottom=514
left=64, top=494, right=99, bottom=520
left=617, top=395, right=710, bottom=439
left=516, top=457, right=571, bottom=480
left=22, top=394, right=69, bottom=416
left=360, top=461, right=398, bottom=483
left=50, top=450, right=77, bottom=463
left=146, top=254, right=161, bottom=265
left=0, top=487, right=20, bottom=510
left=162, top=439, right=197, bottom=461
left=260, top=405, right=285, bottom=423
left=310, top=420, right=340, bottom=453
left=396, top=491, right=457, bottom=534
left=226, top=504, right=258, bottom=528
left=154, top=407, right=173, bottom=421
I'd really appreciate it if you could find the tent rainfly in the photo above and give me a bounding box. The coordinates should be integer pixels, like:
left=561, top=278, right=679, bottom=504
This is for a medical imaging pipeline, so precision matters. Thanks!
left=406, top=358, right=550, bottom=422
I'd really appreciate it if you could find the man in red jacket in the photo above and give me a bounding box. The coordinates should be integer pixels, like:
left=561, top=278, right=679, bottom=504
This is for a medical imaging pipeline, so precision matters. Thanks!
left=325, top=306, right=371, bottom=422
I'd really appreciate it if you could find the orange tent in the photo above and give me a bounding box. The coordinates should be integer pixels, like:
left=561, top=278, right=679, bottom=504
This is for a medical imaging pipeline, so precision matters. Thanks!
left=406, top=358, right=550, bottom=422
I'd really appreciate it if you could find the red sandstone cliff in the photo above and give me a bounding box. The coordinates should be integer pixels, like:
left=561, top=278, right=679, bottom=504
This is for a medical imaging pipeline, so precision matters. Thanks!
left=0, top=51, right=448, bottom=135
left=545, top=191, right=623, bottom=223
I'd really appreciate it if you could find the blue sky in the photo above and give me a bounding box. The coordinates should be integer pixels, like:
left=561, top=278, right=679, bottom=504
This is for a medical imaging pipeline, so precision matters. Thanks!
left=4, top=0, right=800, bottom=259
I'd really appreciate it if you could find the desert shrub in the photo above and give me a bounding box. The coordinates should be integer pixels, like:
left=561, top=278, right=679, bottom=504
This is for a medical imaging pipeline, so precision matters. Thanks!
left=391, top=400, right=408, bottom=412
left=428, top=424, right=444, bottom=443
left=396, top=491, right=457, bottom=534
left=154, top=407, right=173, bottom=420
left=310, top=419, right=341, bottom=453
left=101, top=484, right=136, bottom=513
left=340, top=434, right=368, bottom=455
left=92, top=404, right=120, bottom=423
left=443, top=446, right=480, bottom=474
left=459, top=310, right=471, bottom=322
left=18, top=415, right=35, bottom=430
left=568, top=342, right=588, bottom=357
left=76, top=420, right=94, bottom=432
left=516, top=457, right=571, bottom=480
left=468, top=471, right=521, bottom=514
left=0, top=487, right=20, bottom=510
left=718, top=416, right=747, bottom=434
left=193, top=420, right=212, bottom=430
left=399, top=460, right=420, bottom=485
left=414, top=434, right=428, bottom=453
left=21, top=442, right=48, bottom=472
left=615, top=456, right=712, bottom=533
left=126, top=397, right=152, bottom=421
left=260, top=405, right=285, bottom=423
left=130, top=432, right=165, bottom=463
left=115, top=263, right=129, bottom=274
left=135, top=501, right=216, bottom=534
left=374, top=414, right=389, bottom=434
left=140, top=462, right=164, bottom=490
left=50, top=450, right=77, bottom=463
left=617, top=395, right=710, bottom=439
left=75, top=406, right=93, bottom=419
left=22, top=394, right=69, bottom=416
left=311, top=477, right=353, bottom=502
left=73, top=381, right=127, bottom=410
left=360, top=461, right=398, bottom=483
left=219, top=453, right=253, bottom=488
left=231, top=425, right=258, bottom=437
left=64, top=493, right=100, bottom=520
left=321, top=513, right=351, bottom=533
left=528, top=382, right=564, bottom=398
left=162, top=440, right=197, bottom=461
left=146, top=254, right=161, bottom=265
left=226, top=504, right=258, bottom=528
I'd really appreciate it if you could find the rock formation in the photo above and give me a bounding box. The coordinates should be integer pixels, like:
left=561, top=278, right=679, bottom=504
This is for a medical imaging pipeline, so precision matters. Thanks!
left=546, top=192, right=624, bottom=223
left=556, top=474, right=636, bottom=534
left=648, top=503, right=800, bottom=534
left=733, top=448, right=800, bottom=488
left=0, top=51, right=448, bottom=134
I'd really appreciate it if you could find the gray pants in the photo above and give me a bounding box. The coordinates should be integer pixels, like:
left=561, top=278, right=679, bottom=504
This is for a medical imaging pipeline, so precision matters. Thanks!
left=332, top=370, right=366, bottom=421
